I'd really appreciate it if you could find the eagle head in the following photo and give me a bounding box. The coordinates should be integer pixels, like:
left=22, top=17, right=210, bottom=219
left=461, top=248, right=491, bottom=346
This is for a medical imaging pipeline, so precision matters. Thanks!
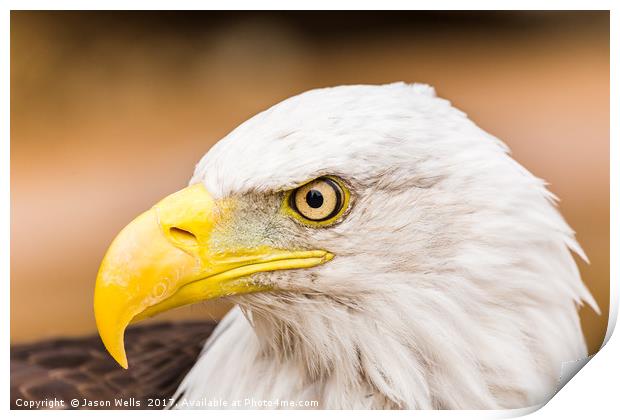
left=94, top=83, right=597, bottom=408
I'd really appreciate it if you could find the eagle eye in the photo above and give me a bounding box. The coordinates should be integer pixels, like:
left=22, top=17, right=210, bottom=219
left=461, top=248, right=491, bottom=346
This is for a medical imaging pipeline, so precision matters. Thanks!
left=286, top=177, right=350, bottom=226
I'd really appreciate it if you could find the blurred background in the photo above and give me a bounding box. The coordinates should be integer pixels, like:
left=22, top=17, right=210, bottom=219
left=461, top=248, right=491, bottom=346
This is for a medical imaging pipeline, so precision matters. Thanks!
left=11, top=11, right=609, bottom=354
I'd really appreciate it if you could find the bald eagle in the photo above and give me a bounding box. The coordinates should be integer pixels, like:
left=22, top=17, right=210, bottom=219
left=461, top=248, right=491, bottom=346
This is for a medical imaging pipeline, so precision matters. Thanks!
left=92, top=83, right=597, bottom=409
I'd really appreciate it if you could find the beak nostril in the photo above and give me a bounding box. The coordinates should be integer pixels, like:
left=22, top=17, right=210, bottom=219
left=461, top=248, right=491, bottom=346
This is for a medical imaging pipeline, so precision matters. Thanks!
left=169, top=227, right=198, bottom=247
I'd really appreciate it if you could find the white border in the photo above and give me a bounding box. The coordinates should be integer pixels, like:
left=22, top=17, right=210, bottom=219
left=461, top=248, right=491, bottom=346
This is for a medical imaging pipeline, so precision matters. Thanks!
left=2, top=2, right=616, bottom=419
left=0, top=0, right=617, bottom=10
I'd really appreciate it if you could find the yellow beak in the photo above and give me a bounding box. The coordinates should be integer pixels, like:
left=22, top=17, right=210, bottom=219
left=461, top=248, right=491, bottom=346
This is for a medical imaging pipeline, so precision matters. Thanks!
left=94, top=183, right=333, bottom=369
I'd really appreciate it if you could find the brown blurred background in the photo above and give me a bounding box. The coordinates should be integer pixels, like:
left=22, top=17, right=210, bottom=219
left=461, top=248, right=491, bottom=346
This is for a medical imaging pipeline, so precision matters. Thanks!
left=10, top=11, right=609, bottom=354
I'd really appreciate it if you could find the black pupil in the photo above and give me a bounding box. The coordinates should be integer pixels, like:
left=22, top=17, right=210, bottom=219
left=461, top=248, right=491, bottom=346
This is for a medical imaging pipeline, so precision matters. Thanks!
left=306, top=190, right=324, bottom=208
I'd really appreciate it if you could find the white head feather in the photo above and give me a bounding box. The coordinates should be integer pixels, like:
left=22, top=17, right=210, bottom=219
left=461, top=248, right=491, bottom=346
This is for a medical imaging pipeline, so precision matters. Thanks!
left=174, top=83, right=597, bottom=409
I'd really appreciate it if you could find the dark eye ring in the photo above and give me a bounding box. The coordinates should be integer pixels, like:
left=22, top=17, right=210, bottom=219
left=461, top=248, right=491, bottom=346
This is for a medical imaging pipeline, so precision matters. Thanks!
left=287, top=177, right=348, bottom=225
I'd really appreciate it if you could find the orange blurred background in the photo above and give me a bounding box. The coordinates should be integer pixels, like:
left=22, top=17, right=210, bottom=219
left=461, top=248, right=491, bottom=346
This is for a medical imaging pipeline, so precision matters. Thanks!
left=10, top=11, right=609, bottom=354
